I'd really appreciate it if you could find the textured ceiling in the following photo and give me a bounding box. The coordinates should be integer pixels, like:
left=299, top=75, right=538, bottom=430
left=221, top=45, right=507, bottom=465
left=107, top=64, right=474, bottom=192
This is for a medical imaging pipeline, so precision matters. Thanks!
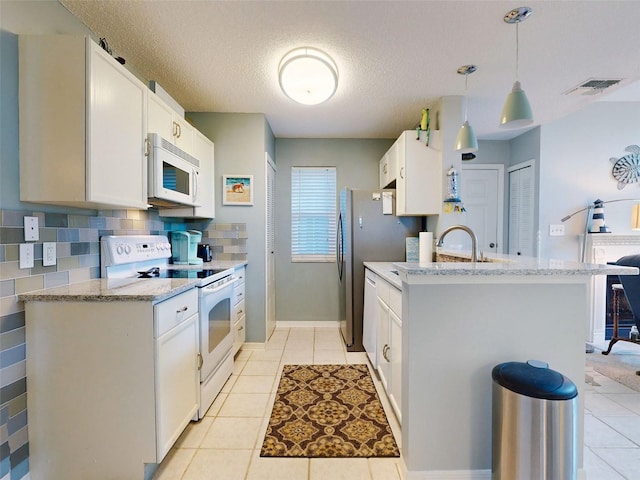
left=55, top=0, right=640, bottom=140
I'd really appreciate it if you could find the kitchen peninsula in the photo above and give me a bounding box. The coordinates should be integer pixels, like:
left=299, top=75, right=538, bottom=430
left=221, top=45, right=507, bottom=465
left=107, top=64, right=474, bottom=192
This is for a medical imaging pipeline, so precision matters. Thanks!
left=367, top=255, right=636, bottom=480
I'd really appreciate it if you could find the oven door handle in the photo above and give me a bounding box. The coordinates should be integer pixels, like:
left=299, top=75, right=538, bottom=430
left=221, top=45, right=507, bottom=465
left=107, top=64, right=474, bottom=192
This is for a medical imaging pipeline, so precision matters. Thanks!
left=201, top=277, right=236, bottom=294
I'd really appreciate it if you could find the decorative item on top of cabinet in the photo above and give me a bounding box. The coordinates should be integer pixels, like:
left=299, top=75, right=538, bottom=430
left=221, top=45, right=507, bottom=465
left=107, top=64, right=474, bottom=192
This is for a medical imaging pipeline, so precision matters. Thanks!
left=19, top=35, right=148, bottom=210
left=233, top=266, right=247, bottom=355
left=395, top=130, right=442, bottom=216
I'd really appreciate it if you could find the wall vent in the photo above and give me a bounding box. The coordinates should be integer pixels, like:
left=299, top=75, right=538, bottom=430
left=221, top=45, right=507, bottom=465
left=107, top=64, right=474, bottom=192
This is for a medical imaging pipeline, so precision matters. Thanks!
left=564, top=78, right=622, bottom=96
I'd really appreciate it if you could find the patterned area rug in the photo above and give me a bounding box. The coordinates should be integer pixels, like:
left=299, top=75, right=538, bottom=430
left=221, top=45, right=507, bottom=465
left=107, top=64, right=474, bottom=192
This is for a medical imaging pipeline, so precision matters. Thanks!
left=260, top=364, right=400, bottom=458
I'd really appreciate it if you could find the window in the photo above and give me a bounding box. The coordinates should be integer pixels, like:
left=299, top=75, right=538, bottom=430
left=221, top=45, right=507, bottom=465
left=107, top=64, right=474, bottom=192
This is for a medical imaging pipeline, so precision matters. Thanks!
left=291, top=166, right=337, bottom=262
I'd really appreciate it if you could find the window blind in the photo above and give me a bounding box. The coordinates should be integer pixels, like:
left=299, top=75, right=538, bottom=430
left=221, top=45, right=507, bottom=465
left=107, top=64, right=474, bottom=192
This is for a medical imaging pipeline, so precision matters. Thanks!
left=291, top=166, right=337, bottom=262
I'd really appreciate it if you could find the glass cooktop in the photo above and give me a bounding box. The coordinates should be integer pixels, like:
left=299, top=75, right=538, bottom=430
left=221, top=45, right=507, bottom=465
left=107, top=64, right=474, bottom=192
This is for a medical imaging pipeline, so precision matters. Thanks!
left=137, top=268, right=229, bottom=279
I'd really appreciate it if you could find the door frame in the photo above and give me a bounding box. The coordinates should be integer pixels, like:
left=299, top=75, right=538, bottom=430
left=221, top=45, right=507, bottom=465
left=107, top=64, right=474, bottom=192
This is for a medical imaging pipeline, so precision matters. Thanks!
left=460, top=163, right=505, bottom=253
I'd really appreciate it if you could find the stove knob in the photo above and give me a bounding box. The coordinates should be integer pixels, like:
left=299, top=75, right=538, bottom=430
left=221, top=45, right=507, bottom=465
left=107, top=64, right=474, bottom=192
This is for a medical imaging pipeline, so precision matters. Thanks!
left=116, top=245, right=124, bottom=255
left=124, top=245, right=132, bottom=255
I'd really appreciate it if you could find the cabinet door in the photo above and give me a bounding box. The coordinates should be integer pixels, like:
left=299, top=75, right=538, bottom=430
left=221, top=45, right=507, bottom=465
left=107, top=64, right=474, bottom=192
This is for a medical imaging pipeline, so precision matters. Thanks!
left=87, top=40, right=147, bottom=209
left=173, top=116, right=194, bottom=155
left=363, top=270, right=378, bottom=366
left=192, top=130, right=215, bottom=218
left=389, top=309, right=402, bottom=422
left=155, top=313, right=199, bottom=461
left=379, top=153, right=389, bottom=189
left=377, top=297, right=390, bottom=391
left=148, top=92, right=175, bottom=140
left=396, top=130, right=442, bottom=216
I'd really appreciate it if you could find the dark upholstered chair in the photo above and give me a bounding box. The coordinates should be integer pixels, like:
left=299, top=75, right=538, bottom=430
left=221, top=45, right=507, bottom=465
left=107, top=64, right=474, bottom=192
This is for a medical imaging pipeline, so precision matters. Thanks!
left=602, top=254, right=640, bottom=355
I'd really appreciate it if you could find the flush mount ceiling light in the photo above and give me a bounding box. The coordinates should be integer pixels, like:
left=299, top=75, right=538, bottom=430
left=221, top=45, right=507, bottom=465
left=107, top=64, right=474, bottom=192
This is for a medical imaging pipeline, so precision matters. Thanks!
left=455, top=65, right=479, bottom=154
left=278, top=47, right=338, bottom=105
left=500, top=6, right=533, bottom=128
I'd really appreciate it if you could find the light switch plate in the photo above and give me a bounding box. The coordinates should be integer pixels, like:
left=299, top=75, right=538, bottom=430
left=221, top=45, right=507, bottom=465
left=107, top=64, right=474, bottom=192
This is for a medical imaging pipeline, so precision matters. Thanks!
left=43, top=242, right=57, bottom=266
left=19, top=243, right=34, bottom=269
left=549, top=224, right=565, bottom=236
left=24, top=216, right=39, bottom=241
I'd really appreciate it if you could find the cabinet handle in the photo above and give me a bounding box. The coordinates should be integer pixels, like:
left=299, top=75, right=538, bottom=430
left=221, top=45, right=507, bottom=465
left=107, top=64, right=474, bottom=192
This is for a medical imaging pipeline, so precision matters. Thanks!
left=383, top=164, right=388, bottom=174
left=383, top=344, right=390, bottom=362
left=144, top=137, right=150, bottom=157
left=173, top=121, right=179, bottom=137
left=197, top=353, right=203, bottom=370
left=400, top=167, right=404, bottom=179
left=176, top=123, right=182, bottom=138
left=237, top=309, right=244, bottom=316
left=238, top=325, right=244, bottom=331
left=176, top=305, right=188, bottom=313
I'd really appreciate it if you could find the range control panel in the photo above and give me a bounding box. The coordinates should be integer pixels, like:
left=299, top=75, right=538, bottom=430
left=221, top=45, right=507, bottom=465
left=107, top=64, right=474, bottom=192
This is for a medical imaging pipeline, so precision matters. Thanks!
left=101, top=235, right=172, bottom=266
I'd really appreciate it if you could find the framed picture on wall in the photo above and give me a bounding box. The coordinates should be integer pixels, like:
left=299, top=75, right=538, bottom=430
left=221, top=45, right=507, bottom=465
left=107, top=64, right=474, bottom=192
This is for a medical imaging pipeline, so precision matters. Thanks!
left=223, top=175, right=254, bottom=205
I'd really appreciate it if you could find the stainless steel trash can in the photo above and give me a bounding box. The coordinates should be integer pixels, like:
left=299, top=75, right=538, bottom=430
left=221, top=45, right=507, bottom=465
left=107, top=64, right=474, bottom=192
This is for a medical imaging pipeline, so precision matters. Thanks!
left=492, top=360, right=578, bottom=480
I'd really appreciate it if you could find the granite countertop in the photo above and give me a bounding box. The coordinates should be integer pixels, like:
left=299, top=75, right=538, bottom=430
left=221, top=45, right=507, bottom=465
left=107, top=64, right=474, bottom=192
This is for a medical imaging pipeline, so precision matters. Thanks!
left=19, top=261, right=247, bottom=303
left=394, top=251, right=637, bottom=278
left=366, top=252, right=637, bottom=285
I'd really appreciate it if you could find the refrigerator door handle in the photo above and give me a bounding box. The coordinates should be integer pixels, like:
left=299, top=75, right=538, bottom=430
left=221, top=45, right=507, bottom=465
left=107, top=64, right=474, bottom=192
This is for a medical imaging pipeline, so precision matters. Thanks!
left=337, top=212, right=344, bottom=281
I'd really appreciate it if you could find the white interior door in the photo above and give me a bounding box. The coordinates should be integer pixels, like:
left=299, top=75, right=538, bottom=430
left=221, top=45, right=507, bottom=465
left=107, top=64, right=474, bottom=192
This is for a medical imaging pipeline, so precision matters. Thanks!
left=266, top=153, right=276, bottom=340
left=508, top=161, right=535, bottom=257
left=459, top=165, right=504, bottom=254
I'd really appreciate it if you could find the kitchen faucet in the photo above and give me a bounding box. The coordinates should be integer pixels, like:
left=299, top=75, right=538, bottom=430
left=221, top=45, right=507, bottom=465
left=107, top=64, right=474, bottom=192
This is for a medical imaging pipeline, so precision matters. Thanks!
left=435, top=225, right=479, bottom=262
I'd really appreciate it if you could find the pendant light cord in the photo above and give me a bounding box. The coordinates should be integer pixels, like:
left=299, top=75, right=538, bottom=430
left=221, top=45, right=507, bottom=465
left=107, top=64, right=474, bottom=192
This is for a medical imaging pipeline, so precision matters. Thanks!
left=464, top=74, right=469, bottom=122
left=515, top=22, right=520, bottom=82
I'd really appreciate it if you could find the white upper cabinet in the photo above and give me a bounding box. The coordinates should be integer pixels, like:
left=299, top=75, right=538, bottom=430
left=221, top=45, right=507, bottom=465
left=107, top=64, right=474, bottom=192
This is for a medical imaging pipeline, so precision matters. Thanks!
left=379, top=141, right=398, bottom=189
left=148, top=92, right=194, bottom=157
left=19, top=35, right=148, bottom=210
left=160, top=129, right=215, bottom=219
left=395, top=130, right=442, bottom=216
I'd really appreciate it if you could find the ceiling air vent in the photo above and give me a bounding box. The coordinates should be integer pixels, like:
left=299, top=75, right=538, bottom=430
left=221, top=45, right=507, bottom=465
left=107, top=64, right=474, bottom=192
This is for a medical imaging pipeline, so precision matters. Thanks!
left=564, top=78, right=622, bottom=96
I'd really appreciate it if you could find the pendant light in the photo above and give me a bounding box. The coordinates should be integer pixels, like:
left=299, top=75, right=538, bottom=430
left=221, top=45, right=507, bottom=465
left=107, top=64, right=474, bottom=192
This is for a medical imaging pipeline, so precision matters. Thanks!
left=278, top=47, right=338, bottom=105
left=455, top=65, right=478, bottom=154
left=500, top=6, right=533, bottom=128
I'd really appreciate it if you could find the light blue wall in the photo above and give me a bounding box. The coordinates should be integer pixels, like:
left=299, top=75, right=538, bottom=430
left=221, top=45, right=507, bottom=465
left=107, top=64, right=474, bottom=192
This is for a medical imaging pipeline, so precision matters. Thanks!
left=539, top=101, right=640, bottom=260
left=274, top=138, right=393, bottom=322
left=188, top=112, right=272, bottom=342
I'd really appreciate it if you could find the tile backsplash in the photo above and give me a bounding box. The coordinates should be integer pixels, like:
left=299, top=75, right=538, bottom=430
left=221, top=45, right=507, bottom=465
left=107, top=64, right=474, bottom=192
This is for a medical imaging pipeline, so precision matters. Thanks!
left=0, top=207, right=246, bottom=479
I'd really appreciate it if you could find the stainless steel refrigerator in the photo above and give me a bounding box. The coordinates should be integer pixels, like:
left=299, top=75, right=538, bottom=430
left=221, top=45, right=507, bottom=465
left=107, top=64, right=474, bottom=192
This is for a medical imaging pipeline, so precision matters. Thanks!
left=337, top=188, right=422, bottom=351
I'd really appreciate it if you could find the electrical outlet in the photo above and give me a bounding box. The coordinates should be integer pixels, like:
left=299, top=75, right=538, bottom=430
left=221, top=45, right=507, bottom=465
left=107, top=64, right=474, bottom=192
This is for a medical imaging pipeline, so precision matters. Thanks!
left=43, top=242, right=57, bottom=266
left=549, top=224, right=565, bottom=236
left=24, top=216, right=39, bottom=241
left=19, top=243, right=34, bottom=269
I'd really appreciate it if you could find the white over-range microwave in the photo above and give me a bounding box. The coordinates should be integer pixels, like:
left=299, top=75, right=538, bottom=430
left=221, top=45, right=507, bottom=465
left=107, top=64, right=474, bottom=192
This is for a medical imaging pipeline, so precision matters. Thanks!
left=148, top=133, right=201, bottom=207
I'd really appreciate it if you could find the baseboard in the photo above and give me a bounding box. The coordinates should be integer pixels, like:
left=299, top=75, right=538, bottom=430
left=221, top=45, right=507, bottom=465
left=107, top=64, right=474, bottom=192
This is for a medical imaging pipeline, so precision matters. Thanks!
left=405, top=467, right=586, bottom=480
left=240, top=342, right=266, bottom=350
left=276, top=320, right=341, bottom=328
left=406, top=470, right=491, bottom=480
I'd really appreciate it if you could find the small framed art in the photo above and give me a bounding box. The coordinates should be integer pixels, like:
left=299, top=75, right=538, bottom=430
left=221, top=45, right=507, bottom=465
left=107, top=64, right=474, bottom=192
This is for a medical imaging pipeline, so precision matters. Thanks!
left=223, top=175, right=253, bottom=205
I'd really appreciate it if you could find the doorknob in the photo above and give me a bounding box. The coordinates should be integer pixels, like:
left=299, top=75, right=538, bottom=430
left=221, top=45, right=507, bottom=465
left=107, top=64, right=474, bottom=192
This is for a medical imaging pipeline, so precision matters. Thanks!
left=489, top=242, right=496, bottom=248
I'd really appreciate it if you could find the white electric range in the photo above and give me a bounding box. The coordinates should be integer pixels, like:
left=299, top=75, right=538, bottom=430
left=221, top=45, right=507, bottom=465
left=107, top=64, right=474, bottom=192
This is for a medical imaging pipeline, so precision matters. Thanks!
left=100, top=235, right=236, bottom=419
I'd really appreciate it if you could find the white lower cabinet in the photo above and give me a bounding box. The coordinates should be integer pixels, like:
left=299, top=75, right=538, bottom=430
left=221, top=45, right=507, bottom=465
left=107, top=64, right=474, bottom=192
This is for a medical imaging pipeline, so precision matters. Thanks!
left=374, top=275, right=402, bottom=422
left=363, top=269, right=379, bottom=366
left=24, top=288, right=200, bottom=480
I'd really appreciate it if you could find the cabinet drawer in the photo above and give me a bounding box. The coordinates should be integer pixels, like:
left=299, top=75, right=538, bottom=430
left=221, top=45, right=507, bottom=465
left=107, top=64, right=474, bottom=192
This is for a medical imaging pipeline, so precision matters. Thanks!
left=234, top=266, right=246, bottom=285
left=154, top=288, right=198, bottom=338
left=233, top=282, right=245, bottom=306
left=233, top=312, right=246, bottom=355
left=389, top=286, right=402, bottom=318
left=234, top=299, right=246, bottom=323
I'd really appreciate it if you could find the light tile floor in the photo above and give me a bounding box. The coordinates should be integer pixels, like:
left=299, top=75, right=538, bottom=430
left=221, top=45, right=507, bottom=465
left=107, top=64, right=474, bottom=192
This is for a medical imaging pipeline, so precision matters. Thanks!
left=585, top=340, right=640, bottom=479
left=152, top=327, right=640, bottom=480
